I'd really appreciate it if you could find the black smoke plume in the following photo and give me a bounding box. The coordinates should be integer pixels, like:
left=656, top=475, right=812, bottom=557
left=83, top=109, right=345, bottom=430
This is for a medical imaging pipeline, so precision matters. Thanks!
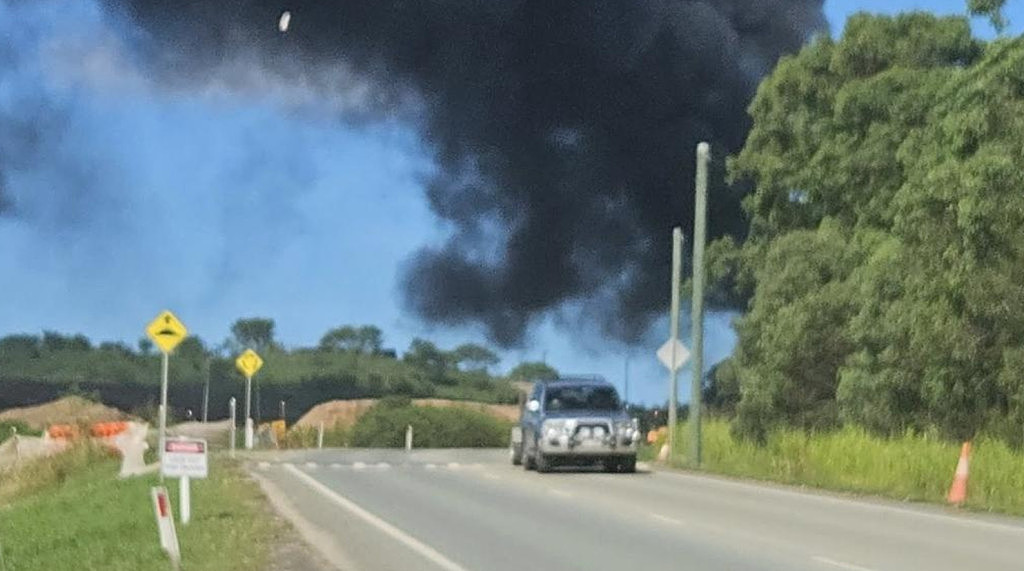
left=106, top=0, right=826, bottom=345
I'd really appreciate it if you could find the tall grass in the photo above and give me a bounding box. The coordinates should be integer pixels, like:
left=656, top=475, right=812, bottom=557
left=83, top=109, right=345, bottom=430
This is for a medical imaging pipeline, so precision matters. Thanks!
left=661, top=419, right=1024, bottom=516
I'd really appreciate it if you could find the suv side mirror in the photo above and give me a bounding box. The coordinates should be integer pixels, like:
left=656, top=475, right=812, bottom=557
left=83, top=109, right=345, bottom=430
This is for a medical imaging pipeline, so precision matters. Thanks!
left=526, top=399, right=541, bottom=413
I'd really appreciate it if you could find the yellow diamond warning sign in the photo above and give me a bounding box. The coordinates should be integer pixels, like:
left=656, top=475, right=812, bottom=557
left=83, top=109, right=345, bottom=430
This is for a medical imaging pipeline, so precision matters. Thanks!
left=235, top=349, right=264, bottom=378
left=146, top=310, right=188, bottom=354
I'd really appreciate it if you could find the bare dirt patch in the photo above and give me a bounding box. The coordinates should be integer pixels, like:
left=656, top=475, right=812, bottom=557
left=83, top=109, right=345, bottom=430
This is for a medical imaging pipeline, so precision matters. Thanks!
left=0, top=396, right=132, bottom=430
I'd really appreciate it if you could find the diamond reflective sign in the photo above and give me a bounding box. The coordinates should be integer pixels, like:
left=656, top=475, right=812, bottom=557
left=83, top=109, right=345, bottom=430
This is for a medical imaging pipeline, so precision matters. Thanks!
left=235, top=349, right=264, bottom=378
left=146, top=310, right=188, bottom=354
left=657, top=338, right=691, bottom=372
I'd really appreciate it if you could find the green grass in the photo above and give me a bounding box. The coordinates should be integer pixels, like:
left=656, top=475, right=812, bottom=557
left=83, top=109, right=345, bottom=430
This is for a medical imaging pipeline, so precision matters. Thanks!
left=0, top=449, right=278, bottom=571
left=661, top=419, right=1024, bottom=516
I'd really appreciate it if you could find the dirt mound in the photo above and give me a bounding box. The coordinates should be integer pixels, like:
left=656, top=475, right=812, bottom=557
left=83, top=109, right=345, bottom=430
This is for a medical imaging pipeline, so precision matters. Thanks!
left=0, top=396, right=132, bottom=430
left=295, top=398, right=520, bottom=429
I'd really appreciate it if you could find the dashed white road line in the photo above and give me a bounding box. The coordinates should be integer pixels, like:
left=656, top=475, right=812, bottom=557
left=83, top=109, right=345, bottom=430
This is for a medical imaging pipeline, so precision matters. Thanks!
left=283, top=464, right=470, bottom=571
left=376, top=462, right=391, bottom=469
left=353, top=461, right=367, bottom=470
left=447, top=462, right=461, bottom=470
left=330, top=463, right=343, bottom=469
left=547, top=488, right=573, bottom=498
left=305, top=462, right=318, bottom=469
left=650, top=513, right=682, bottom=526
left=482, top=473, right=501, bottom=480
left=812, top=556, right=876, bottom=571
left=425, top=463, right=437, bottom=470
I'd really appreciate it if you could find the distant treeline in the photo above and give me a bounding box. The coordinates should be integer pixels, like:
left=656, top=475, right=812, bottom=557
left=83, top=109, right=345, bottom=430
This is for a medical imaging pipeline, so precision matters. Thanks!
left=0, top=319, right=560, bottom=422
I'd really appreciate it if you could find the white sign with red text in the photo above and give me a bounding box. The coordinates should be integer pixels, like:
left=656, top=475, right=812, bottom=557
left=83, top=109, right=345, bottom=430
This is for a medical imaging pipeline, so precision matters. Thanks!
left=161, top=437, right=208, bottom=479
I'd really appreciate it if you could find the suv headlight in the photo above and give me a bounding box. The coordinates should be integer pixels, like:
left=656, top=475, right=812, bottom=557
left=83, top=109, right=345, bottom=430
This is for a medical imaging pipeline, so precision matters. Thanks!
left=543, top=419, right=574, bottom=439
left=615, top=419, right=639, bottom=436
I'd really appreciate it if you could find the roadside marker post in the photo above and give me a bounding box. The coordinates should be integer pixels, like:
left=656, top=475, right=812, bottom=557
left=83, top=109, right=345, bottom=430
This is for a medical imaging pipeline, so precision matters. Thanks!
left=146, top=310, right=188, bottom=482
left=406, top=424, right=413, bottom=452
left=151, top=486, right=181, bottom=568
left=235, top=349, right=264, bottom=451
left=317, top=422, right=324, bottom=449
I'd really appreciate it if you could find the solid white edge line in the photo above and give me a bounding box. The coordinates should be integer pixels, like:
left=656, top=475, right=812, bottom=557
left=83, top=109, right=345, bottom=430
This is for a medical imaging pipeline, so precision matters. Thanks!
left=250, top=470, right=354, bottom=570
left=812, top=555, right=876, bottom=571
left=283, top=463, right=470, bottom=571
left=653, top=469, right=1024, bottom=535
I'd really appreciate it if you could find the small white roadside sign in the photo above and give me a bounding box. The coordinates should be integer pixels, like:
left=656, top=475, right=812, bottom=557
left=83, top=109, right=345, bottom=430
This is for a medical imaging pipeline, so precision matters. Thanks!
left=161, top=437, right=208, bottom=479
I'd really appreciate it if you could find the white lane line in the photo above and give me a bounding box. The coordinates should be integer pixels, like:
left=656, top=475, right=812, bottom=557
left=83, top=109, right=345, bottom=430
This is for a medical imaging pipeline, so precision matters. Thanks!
left=353, top=461, right=367, bottom=470
left=651, top=513, right=682, bottom=526
left=482, top=473, right=501, bottom=480
left=447, top=462, right=461, bottom=470
left=305, top=462, right=318, bottom=469
left=282, top=462, right=295, bottom=468
left=425, top=463, right=437, bottom=470
left=812, top=556, right=876, bottom=571
left=283, top=464, right=470, bottom=571
left=257, top=461, right=271, bottom=470
left=376, top=462, right=391, bottom=469
left=330, top=463, right=343, bottom=469
left=654, top=470, right=1024, bottom=536
left=547, top=488, right=573, bottom=498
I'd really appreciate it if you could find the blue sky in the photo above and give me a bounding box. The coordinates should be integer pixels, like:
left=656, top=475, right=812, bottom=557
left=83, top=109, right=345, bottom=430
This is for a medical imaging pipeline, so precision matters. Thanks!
left=0, top=1, right=1018, bottom=406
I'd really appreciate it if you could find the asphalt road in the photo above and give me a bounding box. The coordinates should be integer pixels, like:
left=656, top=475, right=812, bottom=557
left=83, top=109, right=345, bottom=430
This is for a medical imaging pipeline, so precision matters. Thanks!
left=248, top=449, right=1024, bottom=571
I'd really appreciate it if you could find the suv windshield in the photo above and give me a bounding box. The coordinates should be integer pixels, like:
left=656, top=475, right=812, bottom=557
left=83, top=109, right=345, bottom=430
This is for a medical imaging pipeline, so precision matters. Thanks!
left=544, top=385, right=621, bottom=411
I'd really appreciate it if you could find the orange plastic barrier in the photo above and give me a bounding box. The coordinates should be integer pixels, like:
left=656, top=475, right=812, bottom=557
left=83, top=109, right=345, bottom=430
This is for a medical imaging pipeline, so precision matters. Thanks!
left=90, top=421, right=129, bottom=438
left=47, top=424, right=79, bottom=439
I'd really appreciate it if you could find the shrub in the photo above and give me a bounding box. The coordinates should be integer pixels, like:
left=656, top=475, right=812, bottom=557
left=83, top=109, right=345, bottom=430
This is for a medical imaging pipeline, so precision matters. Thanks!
left=350, top=403, right=512, bottom=448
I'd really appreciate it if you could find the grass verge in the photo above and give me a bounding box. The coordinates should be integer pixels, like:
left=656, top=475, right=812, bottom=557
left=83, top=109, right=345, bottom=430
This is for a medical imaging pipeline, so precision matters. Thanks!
left=659, top=418, right=1024, bottom=516
left=0, top=447, right=278, bottom=570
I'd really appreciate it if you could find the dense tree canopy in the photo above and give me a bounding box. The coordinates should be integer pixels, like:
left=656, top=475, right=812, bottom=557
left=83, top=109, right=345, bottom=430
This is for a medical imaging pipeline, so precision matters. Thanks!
left=718, top=12, right=1024, bottom=443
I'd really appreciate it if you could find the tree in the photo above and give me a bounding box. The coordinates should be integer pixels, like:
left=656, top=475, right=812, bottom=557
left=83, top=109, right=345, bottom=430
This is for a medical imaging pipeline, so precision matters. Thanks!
left=403, top=338, right=453, bottom=383
left=230, top=318, right=275, bottom=351
left=968, top=0, right=1007, bottom=33
left=0, top=335, right=40, bottom=360
left=723, top=12, right=1023, bottom=441
left=137, top=337, right=154, bottom=356
left=319, top=325, right=383, bottom=354
left=508, top=361, right=559, bottom=381
left=451, top=343, right=499, bottom=372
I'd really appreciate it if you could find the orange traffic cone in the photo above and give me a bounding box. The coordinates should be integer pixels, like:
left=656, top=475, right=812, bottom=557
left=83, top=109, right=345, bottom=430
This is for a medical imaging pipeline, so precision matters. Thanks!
left=947, top=442, right=971, bottom=506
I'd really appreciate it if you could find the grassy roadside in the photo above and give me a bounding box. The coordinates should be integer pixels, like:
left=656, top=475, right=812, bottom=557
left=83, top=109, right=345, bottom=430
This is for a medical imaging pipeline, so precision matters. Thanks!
left=0, top=448, right=279, bottom=570
left=652, top=419, right=1024, bottom=516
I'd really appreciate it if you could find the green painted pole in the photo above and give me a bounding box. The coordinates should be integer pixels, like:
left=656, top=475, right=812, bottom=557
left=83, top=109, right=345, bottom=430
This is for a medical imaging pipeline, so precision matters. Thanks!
left=691, top=142, right=711, bottom=468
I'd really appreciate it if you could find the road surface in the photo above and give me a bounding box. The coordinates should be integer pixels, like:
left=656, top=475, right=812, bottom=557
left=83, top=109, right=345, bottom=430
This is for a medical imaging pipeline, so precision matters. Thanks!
left=248, top=449, right=1024, bottom=571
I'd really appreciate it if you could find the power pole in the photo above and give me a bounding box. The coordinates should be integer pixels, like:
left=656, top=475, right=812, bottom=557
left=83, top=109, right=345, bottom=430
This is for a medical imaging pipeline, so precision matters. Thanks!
left=667, top=227, right=684, bottom=460
left=690, top=142, right=711, bottom=468
left=201, top=356, right=210, bottom=423
left=624, top=356, right=630, bottom=404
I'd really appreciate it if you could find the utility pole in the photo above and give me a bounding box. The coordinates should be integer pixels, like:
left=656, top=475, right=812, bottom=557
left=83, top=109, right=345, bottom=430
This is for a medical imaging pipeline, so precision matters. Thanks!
left=667, top=227, right=684, bottom=460
left=690, top=141, right=711, bottom=468
left=201, top=356, right=210, bottom=423
left=624, top=356, right=630, bottom=404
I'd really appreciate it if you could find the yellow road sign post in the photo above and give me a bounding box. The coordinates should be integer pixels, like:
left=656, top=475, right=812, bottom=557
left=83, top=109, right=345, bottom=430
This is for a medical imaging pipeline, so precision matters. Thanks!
left=146, top=310, right=188, bottom=480
left=235, top=349, right=264, bottom=450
